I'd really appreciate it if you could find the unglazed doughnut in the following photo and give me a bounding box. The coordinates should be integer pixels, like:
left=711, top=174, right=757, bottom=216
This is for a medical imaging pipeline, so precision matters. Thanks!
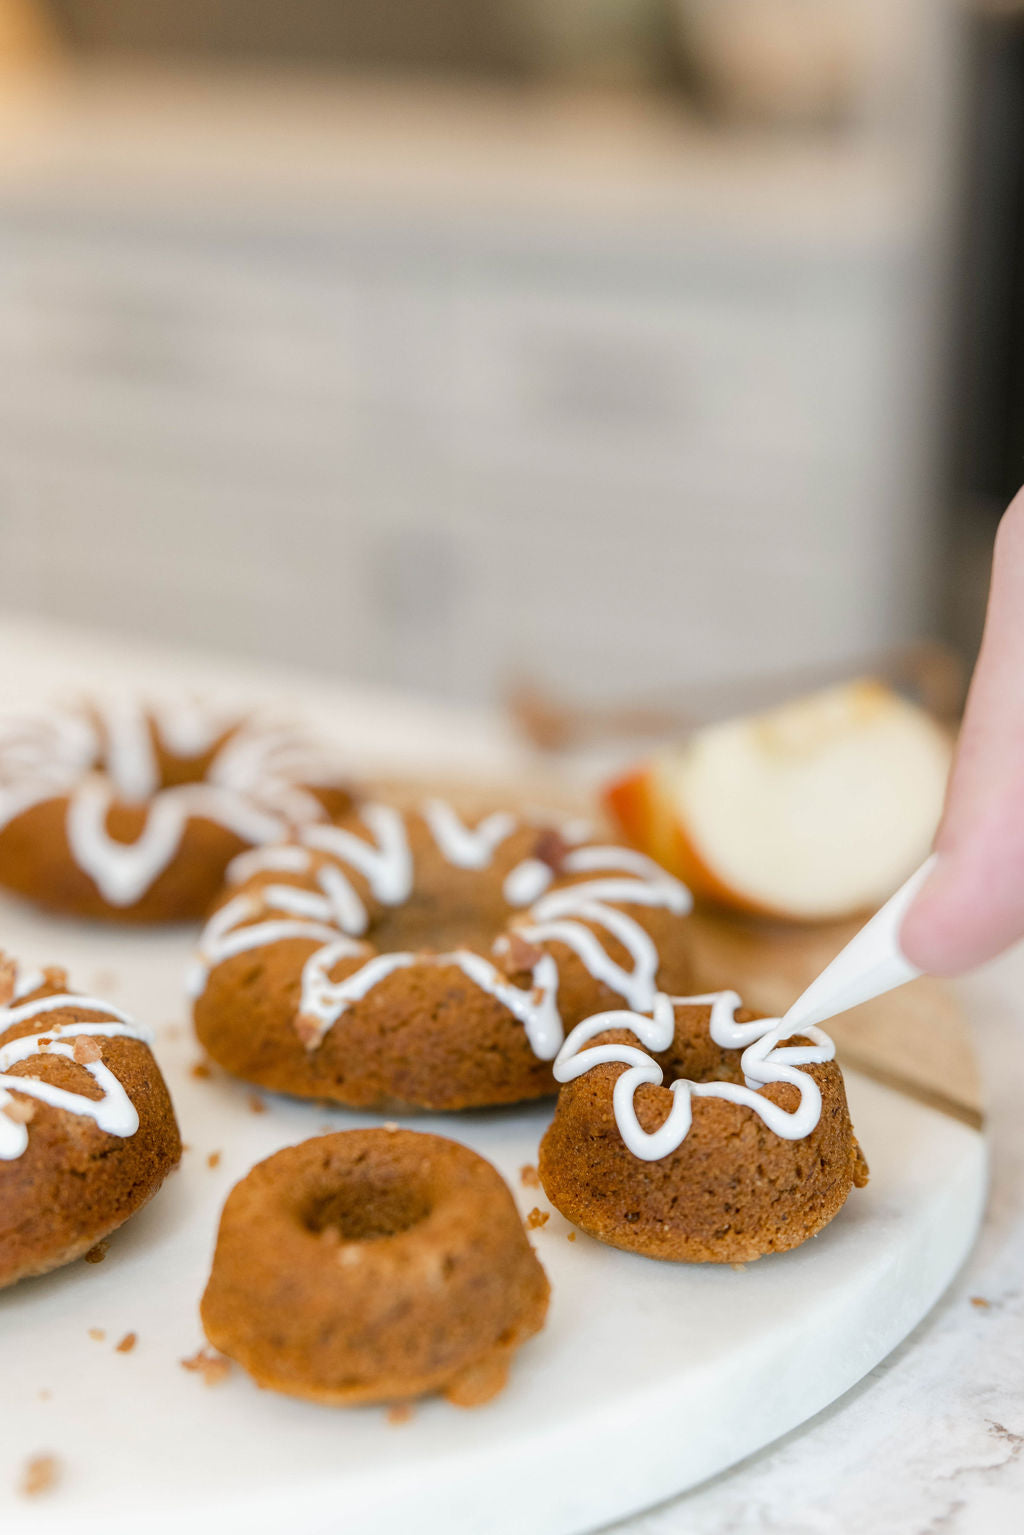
left=0, top=699, right=351, bottom=921
left=201, top=1129, right=550, bottom=1406
left=539, top=991, right=867, bottom=1262
left=0, top=956, right=181, bottom=1288
left=188, top=800, right=693, bottom=1110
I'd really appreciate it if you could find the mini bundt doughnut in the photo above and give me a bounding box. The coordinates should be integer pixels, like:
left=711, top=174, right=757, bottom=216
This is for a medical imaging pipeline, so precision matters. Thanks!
left=0, top=699, right=351, bottom=921
left=540, top=990, right=867, bottom=1263
left=201, top=1129, right=550, bottom=1406
left=188, top=799, right=693, bottom=1110
left=0, top=956, right=181, bottom=1288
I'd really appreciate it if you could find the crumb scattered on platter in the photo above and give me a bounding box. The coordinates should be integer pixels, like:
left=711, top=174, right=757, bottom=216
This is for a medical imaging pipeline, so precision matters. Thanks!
left=181, top=1348, right=231, bottom=1386
left=520, top=1165, right=540, bottom=1189
left=191, top=1061, right=212, bottom=1080
left=971, top=1295, right=991, bottom=1309
left=248, top=1095, right=267, bottom=1115
left=84, top=1241, right=109, bottom=1265
left=19, top=1453, right=59, bottom=1498
left=87, top=1327, right=105, bottom=1342
left=567, top=1232, right=576, bottom=1243
left=116, top=1332, right=137, bottom=1354
left=525, top=1208, right=549, bottom=1230
left=387, top=1402, right=414, bottom=1426
left=207, top=1150, right=221, bottom=1169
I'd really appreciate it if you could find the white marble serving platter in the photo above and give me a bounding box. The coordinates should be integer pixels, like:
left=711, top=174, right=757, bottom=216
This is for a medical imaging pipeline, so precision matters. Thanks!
left=0, top=899, right=987, bottom=1535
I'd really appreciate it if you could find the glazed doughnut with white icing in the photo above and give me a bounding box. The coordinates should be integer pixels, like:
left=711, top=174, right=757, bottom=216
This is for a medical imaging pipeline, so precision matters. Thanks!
left=0, top=700, right=351, bottom=921
left=539, top=990, right=867, bottom=1262
left=0, top=955, right=181, bottom=1288
left=189, top=801, right=694, bottom=1110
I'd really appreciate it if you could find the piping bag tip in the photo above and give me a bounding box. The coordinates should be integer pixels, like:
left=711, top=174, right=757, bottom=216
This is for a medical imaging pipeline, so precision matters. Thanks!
left=780, top=855, right=936, bottom=1034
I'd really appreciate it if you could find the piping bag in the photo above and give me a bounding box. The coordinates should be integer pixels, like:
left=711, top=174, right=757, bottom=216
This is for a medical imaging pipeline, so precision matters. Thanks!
left=780, top=855, right=936, bottom=1034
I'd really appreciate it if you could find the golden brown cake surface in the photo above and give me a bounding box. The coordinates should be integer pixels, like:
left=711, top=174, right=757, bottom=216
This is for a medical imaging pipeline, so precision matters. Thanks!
left=0, top=701, right=351, bottom=922
left=0, top=960, right=182, bottom=1288
left=540, top=995, right=868, bottom=1263
left=201, top=1129, right=550, bottom=1407
left=191, top=801, right=694, bottom=1110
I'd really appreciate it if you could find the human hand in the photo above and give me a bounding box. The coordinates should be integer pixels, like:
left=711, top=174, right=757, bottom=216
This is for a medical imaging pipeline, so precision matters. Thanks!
left=901, top=490, right=1024, bottom=974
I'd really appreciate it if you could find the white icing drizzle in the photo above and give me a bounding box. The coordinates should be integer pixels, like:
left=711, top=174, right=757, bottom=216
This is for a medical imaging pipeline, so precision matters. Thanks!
left=553, top=991, right=836, bottom=1161
left=503, top=857, right=553, bottom=907
left=96, top=697, right=159, bottom=802
left=421, top=800, right=517, bottom=869
left=0, top=701, right=344, bottom=908
left=0, top=976, right=152, bottom=1161
left=191, top=801, right=692, bottom=1063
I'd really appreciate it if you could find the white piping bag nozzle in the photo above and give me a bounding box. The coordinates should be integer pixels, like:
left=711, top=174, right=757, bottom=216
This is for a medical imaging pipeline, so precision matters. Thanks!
left=781, top=855, right=936, bottom=1034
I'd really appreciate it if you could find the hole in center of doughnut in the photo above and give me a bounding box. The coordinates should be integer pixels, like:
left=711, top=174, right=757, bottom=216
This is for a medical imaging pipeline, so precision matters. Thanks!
left=303, top=1174, right=431, bottom=1244
left=369, top=887, right=509, bottom=959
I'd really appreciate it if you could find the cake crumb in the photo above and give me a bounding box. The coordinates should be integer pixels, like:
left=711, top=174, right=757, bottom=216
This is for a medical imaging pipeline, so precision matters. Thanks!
left=19, top=1454, right=59, bottom=1498
left=37, top=1389, right=51, bottom=1401
left=42, top=966, right=68, bottom=993
left=72, top=1036, right=103, bottom=1065
left=87, top=1327, right=105, bottom=1342
left=181, top=1348, right=231, bottom=1386
left=294, top=1014, right=322, bottom=1050
left=387, top=1402, right=414, bottom=1426
left=115, top=1332, right=137, bottom=1354
left=207, top=1150, right=221, bottom=1169
left=84, top=1240, right=109, bottom=1265
left=520, top=1164, right=540, bottom=1189
left=3, top=1097, right=36, bottom=1125
left=731, top=1263, right=747, bottom=1273
left=248, top=1094, right=267, bottom=1115
left=567, top=1231, right=576, bottom=1243
left=383, top=1121, right=399, bottom=1133
left=525, top=1207, right=549, bottom=1230
left=190, top=1061, right=212, bottom=1080
left=161, top=1022, right=183, bottom=1041
left=971, top=1295, right=991, bottom=1309
left=533, top=826, right=569, bottom=873
left=504, top=932, right=544, bottom=974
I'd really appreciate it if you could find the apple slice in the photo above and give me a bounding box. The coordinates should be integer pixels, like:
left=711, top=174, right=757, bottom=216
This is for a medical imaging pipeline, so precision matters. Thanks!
left=604, top=680, right=953, bottom=922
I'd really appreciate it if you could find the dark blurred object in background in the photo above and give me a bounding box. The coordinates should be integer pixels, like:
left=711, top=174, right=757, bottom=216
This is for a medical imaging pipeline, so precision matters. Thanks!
left=944, top=3, right=1024, bottom=656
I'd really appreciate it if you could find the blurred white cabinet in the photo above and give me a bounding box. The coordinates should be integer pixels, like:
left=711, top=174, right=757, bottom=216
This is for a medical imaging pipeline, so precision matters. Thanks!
left=0, top=62, right=956, bottom=704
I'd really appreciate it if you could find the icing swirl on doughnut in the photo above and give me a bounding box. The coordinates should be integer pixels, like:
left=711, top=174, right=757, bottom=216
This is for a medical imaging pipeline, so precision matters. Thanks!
left=555, top=988, right=835, bottom=1154
left=552, top=991, right=836, bottom=1160
left=187, top=802, right=691, bottom=1061
left=0, top=700, right=344, bottom=907
left=0, top=965, right=151, bottom=1161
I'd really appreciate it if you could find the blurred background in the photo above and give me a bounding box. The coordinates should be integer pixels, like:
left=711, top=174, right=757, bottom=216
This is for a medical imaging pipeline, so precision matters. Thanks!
left=0, top=0, right=1018, bottom=733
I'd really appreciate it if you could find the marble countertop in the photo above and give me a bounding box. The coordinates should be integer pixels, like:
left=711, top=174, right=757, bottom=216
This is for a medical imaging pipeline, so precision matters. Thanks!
left=614, top=948, right=1024, bottom=1535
